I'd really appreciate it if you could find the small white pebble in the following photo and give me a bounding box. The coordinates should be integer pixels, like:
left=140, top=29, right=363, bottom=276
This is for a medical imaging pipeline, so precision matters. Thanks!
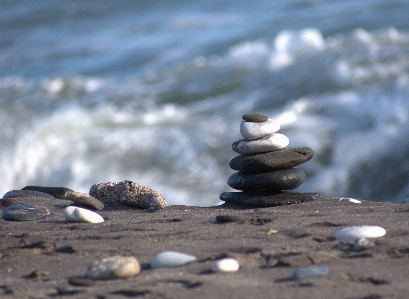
left=211, top=258, right=239, bottom=273
left=339, top=197, right=361, bottom=203
left=335, top=225, right=386, bottom=240
left=150, top=251, right=197, bottom=268
left=63, top=206, right=104, bottom=223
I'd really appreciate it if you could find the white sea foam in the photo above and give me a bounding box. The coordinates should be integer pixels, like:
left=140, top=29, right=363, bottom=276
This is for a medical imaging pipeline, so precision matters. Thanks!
left=1, top=27, right=409, bottom=205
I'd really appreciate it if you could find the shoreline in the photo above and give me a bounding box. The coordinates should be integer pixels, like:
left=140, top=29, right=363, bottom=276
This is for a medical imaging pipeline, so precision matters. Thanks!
left=1, top=197, right=408, bottom=298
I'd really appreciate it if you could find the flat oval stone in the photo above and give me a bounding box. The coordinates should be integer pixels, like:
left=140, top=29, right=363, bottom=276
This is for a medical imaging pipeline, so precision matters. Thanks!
left=229, top=147, right=314, bottom=172
left=150, top=251, right=197, bottom=268
left=292, top=266, right=330, bottom=280
left=211, top=258, right=239, bottom=273
left=227, top=168, right=305, bottom=191
left=335, top=226, right=386, bottom=240
left=65, top=191, right=104, bottom=210
left=22, top=186, right=74, bottom=199
left=3, top=190, right=55, bottom=199
left=242, top=113, right=268, bottom=122
left=240, top=118, right=280, bottom=140
left=63, top=206, right=104, bottom=223
left=232, top=133, right=289, bottom=155
left=2, top=204, right=50, bottom=221
left=85, top=256, right=141, bottom=280
left=219, top=191, right=322, bottom=206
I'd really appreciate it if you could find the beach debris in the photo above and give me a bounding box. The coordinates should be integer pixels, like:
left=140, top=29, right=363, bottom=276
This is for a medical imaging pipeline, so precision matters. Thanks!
left=2, top=204, right=50, bottom=221
left=150, top=251, right=197, bottom=268
left=335, top=226, right=386, bottom=240
left=85, top=256, right=141, bottom=280
left=211, top=258, right=239, bottom=273
left=220, top=113, right=319, bottom=207
left=292, top=265, right=330, bottom=281
left=89, top=180, right=168, bottom=209
left=63, top=206, right=104, bottom=223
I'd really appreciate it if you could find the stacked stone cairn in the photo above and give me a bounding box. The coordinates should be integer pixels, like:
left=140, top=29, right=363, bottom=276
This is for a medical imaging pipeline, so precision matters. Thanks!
left=220, top=113, right=322, bottom=207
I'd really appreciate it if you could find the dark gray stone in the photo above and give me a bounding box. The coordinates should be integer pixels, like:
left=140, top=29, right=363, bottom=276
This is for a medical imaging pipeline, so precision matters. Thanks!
left=2, top=190, right=55, bottom=199
left=2, top=204, right=50, bottom=221
left=292, top=266, right=330, bottom=280
left=219, top=191, right=322, bottom=206
left=227, top=168, right=305, bottom=191
left=22, top=186, right=74, bottom=199
left=229, top=147, right=314, bottom=172
left=242, top=113, right=268, bottom=122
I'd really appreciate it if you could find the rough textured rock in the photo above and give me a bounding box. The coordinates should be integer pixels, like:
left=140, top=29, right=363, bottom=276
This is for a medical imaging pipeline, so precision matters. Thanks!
left=85, top=256, right=141, bottom=280
left=2, top=204, right=50, bottom=221
left=219, top=191, right=322, bottom=207
left=227, top=168, right=305, bottom=191
left=229, top=147, right=314, bottom=172
left=89, top=180, right=168, bottom=209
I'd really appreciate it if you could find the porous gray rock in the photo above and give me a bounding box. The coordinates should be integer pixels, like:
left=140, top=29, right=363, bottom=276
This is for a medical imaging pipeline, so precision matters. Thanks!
left=229, top=147, right=314, bottom=172
left=89, top=180, right=168, bottom=209
left=227, top=168, right=305, bottom=191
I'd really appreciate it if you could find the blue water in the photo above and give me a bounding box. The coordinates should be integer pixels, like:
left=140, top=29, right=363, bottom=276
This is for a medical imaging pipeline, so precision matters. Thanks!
left=1, top=0, right=409, bottom=206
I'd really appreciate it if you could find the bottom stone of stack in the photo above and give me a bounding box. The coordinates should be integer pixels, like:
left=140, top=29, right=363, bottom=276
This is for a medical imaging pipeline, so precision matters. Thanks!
left=219, top=191, right=323, bottom=207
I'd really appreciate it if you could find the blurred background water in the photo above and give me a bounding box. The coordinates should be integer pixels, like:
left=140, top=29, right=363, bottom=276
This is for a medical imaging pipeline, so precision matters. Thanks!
left=1, top=0, right=409, bottom=206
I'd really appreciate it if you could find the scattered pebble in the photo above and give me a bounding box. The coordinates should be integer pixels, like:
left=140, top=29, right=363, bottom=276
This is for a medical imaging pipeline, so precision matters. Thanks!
left=85, top=256, right=141, bottom=280
left=211, top=258, right=239, bottom=273
left=340, top=197, right=362, bottom=204
left=292, top=265, right=330, bottom=281
left=150, top=251, right=197, bottom=268
left=65, top=191, right=104, bottom=210
left=353, top=238, right=375, bottom=251
left=2, top=204, right=50, bottom=221
left=240, top=118, right=280, bottom=140
left=63, top=206, right=104, bottom=223
left=242, top=113, right=269, bottom=122
left=89, top=180, right=168, bottom=209
left=335, top=226, right=386, bottom=240
left=215, top=215, right=243, bottom=223
left=232, top=133, right=289, bottom=155
left=26, top=270, right=51, bottom=279
left=2, top=190, right=55, bottom=199
left=22, top=186, right=73, bottom=199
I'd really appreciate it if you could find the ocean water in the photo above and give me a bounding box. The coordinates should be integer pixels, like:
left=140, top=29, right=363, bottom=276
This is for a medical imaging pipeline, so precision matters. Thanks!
left=1, top=0, right=409, bottom=206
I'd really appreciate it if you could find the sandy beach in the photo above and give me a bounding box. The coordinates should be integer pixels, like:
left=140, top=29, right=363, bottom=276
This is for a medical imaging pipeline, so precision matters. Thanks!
left=1, top=196, right=408, bottom=299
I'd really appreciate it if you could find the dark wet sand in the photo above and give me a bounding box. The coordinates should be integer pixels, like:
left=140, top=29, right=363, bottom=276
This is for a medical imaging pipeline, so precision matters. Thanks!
left=1, top=197, right=409, bottom=299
